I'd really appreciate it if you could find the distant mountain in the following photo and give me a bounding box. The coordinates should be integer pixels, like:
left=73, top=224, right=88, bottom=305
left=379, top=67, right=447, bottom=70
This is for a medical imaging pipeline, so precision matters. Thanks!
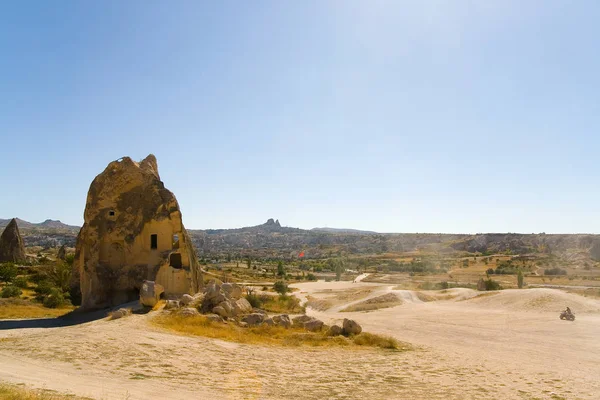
left=199, top=218, right=302, bottom=235
left=0, top=218, right=80, bottom=232
left=312, top=227, right=378, bottom=234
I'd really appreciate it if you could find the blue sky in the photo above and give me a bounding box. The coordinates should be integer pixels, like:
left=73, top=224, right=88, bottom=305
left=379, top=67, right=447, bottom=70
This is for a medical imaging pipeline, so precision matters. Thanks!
left=1, top=1, right=599, bottom=233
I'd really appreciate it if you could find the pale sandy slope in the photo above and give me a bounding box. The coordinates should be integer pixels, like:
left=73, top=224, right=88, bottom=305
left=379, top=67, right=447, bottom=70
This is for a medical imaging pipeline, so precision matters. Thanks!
left=0, top=284, right=599, bottom=399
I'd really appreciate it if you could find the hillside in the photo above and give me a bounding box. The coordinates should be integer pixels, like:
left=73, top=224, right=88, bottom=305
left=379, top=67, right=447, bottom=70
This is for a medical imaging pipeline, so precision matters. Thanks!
left=4, top=217, right=600, bottom=266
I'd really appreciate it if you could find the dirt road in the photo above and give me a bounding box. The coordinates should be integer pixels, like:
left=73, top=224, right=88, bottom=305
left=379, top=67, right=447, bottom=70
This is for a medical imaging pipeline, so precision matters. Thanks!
left=0, top=283, right=598, bottom=399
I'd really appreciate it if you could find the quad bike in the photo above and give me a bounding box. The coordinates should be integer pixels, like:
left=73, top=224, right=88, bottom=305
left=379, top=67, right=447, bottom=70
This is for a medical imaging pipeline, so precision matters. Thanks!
left=560, top=310, right=575, bottom=321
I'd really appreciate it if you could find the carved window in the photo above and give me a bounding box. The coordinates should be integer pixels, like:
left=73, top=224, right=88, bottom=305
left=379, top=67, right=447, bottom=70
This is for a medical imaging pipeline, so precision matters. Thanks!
left=150, top=234, right=158, bottom=250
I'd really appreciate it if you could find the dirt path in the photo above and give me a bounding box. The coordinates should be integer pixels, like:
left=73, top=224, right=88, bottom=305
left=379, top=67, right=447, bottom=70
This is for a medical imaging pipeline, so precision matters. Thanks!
left=1, top=284, right=599, bottom=399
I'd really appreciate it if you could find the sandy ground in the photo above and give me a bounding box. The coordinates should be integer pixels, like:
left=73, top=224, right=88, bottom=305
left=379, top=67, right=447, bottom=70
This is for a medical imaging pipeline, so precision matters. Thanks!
left=1, top=282, right=599, bottom=400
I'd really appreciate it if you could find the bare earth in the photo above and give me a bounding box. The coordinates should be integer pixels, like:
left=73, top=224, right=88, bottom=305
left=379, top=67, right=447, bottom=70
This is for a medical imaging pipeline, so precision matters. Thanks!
left=1, top=282, right=599, bottom=400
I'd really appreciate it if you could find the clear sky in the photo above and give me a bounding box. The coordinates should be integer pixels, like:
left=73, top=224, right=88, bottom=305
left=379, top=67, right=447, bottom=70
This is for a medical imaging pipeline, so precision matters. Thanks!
left=1, top=1, right=599, bottom=233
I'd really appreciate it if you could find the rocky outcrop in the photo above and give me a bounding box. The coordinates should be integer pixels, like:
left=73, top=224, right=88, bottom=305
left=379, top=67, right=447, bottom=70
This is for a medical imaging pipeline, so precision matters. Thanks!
left=140, top=281, right=164, bottom=307
left=0, top=218, right=26, bottom=263
left=74, top=155, right=202, bottom=309
left=200, top=281, right=251, bottom=318
left=342, top=318, right=362, bottom=335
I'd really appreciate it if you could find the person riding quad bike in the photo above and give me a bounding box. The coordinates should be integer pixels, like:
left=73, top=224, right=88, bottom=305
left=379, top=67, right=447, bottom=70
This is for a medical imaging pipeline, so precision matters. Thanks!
left=560, top=307, right=575, bottom=321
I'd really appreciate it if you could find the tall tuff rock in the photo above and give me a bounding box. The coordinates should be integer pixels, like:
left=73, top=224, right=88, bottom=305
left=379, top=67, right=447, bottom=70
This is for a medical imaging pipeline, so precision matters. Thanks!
left=0, top=218, right=26, bottom=263
left=74, top=155, right=202, bottom=309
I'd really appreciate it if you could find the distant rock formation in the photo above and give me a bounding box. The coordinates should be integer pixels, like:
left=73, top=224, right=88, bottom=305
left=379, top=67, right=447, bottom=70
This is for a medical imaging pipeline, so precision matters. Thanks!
left=0, top=218, right=26, bottom=263
left=74, top=155, right=203, bottom=309
left=265, top=218, right=280, bottom=227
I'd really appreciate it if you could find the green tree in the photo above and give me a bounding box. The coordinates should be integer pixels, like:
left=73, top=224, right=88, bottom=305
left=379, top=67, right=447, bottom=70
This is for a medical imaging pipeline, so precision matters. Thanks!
left=335, top=258, right=345, bottom=281
left=517, top=269, right=524, bottom=289
left=0, top=263, right=18, bottom=283
left=277, top=261, right=285, bottom=277
left=273, top=280, right=288, bottom=296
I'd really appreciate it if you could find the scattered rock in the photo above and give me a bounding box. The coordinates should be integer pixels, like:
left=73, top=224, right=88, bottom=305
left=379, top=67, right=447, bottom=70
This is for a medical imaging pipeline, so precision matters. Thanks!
left=73, top=155, right=203, bottom=310
left=140, top=281, right=164, bottom=308
left=304, top=319, right=324, bottom=332
left=0, top=218, right=25, bottom=263
left=221, top=283, right=243, bottom=300
left=263, top=318, right=275, bottom=326
left=292, top=315, right=313, bottom=327
left=109, top=308, right=132, bottom=320
left=252, top=308, right=268, bottom=315
left=206, top=314, right=223, bottom=323
left=233, top=298, right=252, bottom=315
left=342, top=318, right=362, bottom=336
left=164, top=300, right=180, bottom=310
left=272, top=314, right=291, bottom=328
left=242, top=313, right=266, bottom=326
left=180, top=294, right=194, bottom=306
left=212, top=305, right=229, bottom=318
left=327, top=325, right=343, bottom=336
left=180, top=307, right=200, bottom=317
left=238, top=321, right=248, bottom=328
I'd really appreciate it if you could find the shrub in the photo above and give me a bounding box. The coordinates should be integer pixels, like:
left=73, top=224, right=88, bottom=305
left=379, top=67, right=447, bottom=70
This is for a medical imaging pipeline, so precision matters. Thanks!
left=43, top=288, right=65, bottom=308
left=544, top=268, right=567, bottom=276
left=34, top=280, right=54, bottom=302
left=0, top=263, right=18, bottom=283
left=246, top=293, right=262, bottom=308
left=12, top=276, right=29, bottom=289
left=517, top=270, right=524, bottom=288
left=306, top=273, right=317, bottom=281
left=484, top=279, right=502, bottom=291
left=1, top=285, right=22, bottom=298
left=486, top=268, right=495, bottom=275
left=273, top=281, right=289, bottom=295
left=352, top=333, right=400, bottom=349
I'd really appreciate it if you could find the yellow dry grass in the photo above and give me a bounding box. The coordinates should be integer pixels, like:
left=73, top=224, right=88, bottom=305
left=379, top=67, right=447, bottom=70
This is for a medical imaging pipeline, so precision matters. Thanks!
left=0, top=383, right=91, bottom=400
left=153, top=314, right=408, bottom=350
left=0, top=299, right=73, bottom=320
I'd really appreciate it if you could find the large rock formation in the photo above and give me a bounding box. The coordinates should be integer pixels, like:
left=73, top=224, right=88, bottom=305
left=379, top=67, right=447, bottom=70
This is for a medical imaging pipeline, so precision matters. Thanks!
left=0, top=218, right=26, bottom=263
left=74, top=155, right=203, bottom=309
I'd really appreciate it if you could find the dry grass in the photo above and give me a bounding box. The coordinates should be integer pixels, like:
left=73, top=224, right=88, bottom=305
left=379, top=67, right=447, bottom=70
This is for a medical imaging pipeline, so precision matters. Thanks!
left=254, top=295, right=304, bottom=314
left=340, top=293, right=402, bottom=312
left=0, top=299, right=74, bottom=319
left=305, top=296, right=334, bottom=311
left=153, top=314, right=409, bottom=350
left=0, top=383, right=91, bottom=400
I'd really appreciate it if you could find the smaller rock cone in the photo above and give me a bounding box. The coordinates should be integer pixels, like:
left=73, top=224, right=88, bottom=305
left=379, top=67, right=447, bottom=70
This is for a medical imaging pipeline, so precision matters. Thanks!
left=0, top=218, right=26, bottom=263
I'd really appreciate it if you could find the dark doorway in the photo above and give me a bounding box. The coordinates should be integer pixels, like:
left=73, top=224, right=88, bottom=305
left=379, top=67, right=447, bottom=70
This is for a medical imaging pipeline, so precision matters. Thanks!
left=151, top=234, right=158, bottom=249
left=170, top=253, right=182, bottom=268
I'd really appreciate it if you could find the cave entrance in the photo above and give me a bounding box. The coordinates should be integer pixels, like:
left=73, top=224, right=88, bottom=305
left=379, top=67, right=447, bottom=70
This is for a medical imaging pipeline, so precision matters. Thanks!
left=170, top=253, right=182, bottom=269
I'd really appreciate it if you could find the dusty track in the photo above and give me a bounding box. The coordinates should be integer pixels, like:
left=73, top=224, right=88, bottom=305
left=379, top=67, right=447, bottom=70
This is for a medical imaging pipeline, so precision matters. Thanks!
left=0, top=283, right=599, bottom=399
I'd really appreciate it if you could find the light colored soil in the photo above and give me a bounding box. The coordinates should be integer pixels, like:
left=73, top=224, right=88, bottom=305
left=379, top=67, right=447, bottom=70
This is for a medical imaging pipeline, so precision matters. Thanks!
left=0, top=283, right=599, bottom=399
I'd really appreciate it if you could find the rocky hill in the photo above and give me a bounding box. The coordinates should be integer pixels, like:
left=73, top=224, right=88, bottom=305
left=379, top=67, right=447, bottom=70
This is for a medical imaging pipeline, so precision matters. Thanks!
left=0, top=218, right=79, bottom=232
left=4, top=217, right=600, bottom=264
left=0, top=218, right=80, bottom=248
